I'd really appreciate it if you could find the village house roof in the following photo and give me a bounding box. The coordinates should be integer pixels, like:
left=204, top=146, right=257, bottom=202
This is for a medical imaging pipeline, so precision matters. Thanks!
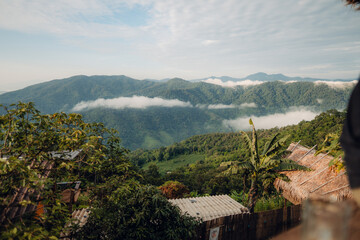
left=274, top=142, right=352, bottom=205
left=0, top=150, right=82, bottom=224
left=169, top=194, right=249, bottom=221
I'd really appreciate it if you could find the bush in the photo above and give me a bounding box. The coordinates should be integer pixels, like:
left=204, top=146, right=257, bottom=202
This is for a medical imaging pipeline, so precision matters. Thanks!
left=159, top=181, right=190, bottom=199
left=73, top=185, right=199, bottom=240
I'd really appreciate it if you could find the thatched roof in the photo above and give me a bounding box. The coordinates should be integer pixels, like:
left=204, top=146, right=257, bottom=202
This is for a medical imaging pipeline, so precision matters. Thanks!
left=274, top=142, right=352, bottom=205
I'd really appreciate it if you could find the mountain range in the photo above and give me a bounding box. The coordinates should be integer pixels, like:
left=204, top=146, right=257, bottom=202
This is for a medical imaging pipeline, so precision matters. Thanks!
left=0, top=73, right=356, bottom=149
left=192, top=72, right=355, bottom=82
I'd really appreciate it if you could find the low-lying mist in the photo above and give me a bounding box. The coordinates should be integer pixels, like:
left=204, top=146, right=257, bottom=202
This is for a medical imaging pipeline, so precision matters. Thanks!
left=201, top=78, right=265, bottom=88
left=223, top=107, right=320, bottom=131
left=72, top=96, right=192, bottom=111
left=72, top=96, right=257, bottom=111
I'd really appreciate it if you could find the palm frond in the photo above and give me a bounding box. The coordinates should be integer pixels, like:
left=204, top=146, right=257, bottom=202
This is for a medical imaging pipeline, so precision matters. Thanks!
left=237, top=162, right=254, bottom=170
left=240, top=130, right=251, bottom=150
left=275, top=162, right=309, bottom=171
left=241, top=130, right=256, bottom=166
left=249, top=119, right=259, bottom=161
left=262, top=133, right=279, bottom=156
left=219, top=161, right=233, bottom=167
left=221, top=165, right=239, bottom=175
left=277, top=173, right=290, bottom=182
left=264, top=135, right=289, bottom=157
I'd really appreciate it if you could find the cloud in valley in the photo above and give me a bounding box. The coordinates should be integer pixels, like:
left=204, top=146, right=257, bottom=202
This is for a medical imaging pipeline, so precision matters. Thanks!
left=223, top=108, right=319, bottom=130
left=313, top=80, right=358, bottom=89
left=239, top=102, right=257, bottom=108
left=197, top=102, right=257, bottom=109
left=206, top=104, right=236, bottom=109
left=73, top=95, right=258, bottom=111
left=72, top=96, right=192, bottom=111
left=316, top=98, right=323, bottom=104
left=202, top=78, right=265, bottom=88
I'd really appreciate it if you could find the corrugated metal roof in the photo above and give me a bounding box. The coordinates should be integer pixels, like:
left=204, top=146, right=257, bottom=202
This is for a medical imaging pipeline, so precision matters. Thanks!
left=0, top=159, right=54, bottom=224
left=61, top=208, right=91, bottom=240
left=169, top=195, right=249, bottom=221
left=50, top=150, right=82, bottom=160
left=71, top=208, right=91, bottom=227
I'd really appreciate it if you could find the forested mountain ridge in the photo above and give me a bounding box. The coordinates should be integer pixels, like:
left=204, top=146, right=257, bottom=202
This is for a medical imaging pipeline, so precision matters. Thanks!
left=0, top=74, right=355, bottom=113
left=0, top=75, right=355, bottom=149
left=0, top=75, right=158, bottom=113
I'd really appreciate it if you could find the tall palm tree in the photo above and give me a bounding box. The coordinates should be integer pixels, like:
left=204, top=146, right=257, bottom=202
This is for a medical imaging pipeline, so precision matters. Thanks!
left=222, top=119, right=307, bottom=212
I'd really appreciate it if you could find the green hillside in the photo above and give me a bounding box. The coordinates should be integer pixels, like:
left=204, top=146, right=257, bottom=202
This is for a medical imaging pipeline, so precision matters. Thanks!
left=0, top=75, right=354, bottom=149
left=0, top=75, right=158, bottom=113
left=130, top=109, right=345, bottom=170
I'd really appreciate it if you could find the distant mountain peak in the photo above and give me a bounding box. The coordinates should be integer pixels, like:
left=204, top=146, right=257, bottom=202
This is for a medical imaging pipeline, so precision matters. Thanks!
left=243, top=72, right=288, bottom=81
left=195, top=72, right=345, bottom=83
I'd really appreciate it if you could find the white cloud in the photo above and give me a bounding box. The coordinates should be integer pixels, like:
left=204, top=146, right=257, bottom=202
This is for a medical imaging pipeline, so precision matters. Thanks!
left=283, top=80, right=298, bottom=84
left=204, top=102, right=256, bottom=109
left=313, top=80, right=357, bottom=89
left=206, top=104, right=236, bottom=109
left=72, top=96, right=258, bottom=111
left=240, top=102, right=257, bottom=108
left=72, top=95, right=192, bottom=111
left=202, top=78, right=265, bottom=88
left=0, top=0, right=147, bottom=38
left=223, top=108, right=319, bottom=130
left=0, top=0, right=359, bottom=91
left=201, top=40, right=219, bottom=46
left=316, top=98, right=323, bottom=104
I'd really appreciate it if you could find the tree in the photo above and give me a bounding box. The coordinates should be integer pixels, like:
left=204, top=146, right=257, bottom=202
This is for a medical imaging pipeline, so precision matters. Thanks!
left=159, top=181, right=190, bottom=199
left=0, top=102, right=136, bottom=239
left=73, top=185, right=199, bottom=240
left=221, top=119, right=307, bottom=212
left=143, top=163, right=164, bottom=186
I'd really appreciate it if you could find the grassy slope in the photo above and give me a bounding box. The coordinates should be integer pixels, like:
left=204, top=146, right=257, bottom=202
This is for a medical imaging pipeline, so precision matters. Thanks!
left=142, top=154, right=205, bottom=174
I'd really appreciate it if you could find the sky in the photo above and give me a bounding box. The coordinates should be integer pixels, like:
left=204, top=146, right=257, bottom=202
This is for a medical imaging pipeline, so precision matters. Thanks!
left=0, top=0, right=359, bottom=91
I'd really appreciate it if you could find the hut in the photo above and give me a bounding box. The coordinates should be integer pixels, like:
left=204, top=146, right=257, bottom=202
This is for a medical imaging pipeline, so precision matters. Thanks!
left=169, top=195, right=249, bottom=221
left=170, top=195, right=249, bottom=240
left=274, top=142, right=352, bottom=205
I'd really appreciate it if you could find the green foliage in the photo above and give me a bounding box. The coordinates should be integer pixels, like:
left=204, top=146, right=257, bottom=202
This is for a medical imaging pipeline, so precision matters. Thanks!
left=131, top=109, right=345, bottom=168
left=230, top=190, right=291, bottom=212
left=0, top=102, right=136, bottom=239
left=316, top=133, right=345, bottom=172
left=73, top=185, right=199, bottom=240
left=142, top=163, right=164, bottom=186
left=221, top=119, right=306, bottom=212
left=129, top=109, right=345, bottom=206
left=253, top=195, right=292, bottom=212
left=142, top=154, right=205, bottom=174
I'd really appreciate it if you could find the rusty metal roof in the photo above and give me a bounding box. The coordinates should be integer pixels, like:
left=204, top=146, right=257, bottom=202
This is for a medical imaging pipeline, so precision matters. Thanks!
left=169, top=195, right=249, bottom=221
left=61, top=208, right=91, bottom=240
left=0, top=150, right=82, bottom=224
